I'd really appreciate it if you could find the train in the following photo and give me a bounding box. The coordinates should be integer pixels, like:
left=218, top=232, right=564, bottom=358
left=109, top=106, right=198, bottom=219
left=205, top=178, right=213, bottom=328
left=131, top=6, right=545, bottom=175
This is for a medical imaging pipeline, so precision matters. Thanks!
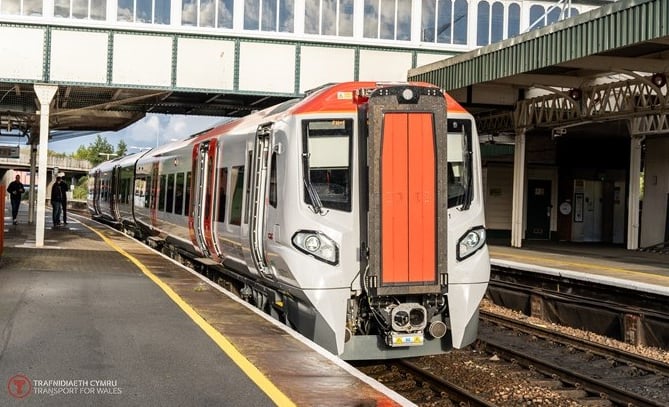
left=88, top=81, right=490, bottom=360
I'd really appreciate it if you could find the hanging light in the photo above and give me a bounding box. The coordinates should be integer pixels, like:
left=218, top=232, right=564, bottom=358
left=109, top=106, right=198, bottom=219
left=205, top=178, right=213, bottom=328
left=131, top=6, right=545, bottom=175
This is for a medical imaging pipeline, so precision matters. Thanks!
left=651, top=73, right=667, bottom=88
left=568, top=88, right=582, bottom=101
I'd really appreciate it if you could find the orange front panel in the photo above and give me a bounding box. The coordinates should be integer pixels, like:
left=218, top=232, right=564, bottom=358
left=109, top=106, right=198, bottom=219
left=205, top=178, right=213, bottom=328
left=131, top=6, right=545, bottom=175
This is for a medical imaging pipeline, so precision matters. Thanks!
left=407, top=114, right=436, bottom=283
left=381, top=113, right=436, bottom=284
left=382, top=113, right=409, bottom=283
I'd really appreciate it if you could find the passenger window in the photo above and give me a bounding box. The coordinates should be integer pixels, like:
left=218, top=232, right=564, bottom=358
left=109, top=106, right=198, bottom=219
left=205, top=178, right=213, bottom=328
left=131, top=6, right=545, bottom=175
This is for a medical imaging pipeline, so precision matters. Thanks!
left=145, top=176, right=152, bottom=208
left=134, top=177, right=148, bottom=208
left=185, top=172, right=192, bottom=216
left=217, top=168, right=228, bottom=222
left=175, top=172, right=185, bottom=215
left=158, top=174, right=166, bottom=211
left=244, top=151, right=252, bottom=224
left=269, top=152, right=277, bottom=208
left=166, top=173, right=175, bottom=213
left=230, top=166, right=245, bottom=226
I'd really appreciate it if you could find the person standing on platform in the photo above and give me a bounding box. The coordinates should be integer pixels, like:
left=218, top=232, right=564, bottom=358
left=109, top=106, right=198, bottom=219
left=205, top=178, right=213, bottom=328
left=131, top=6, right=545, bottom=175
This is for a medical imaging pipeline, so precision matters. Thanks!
left=7, top=174, right=25, bottom=225
left=51, top=176, right=64, bottom=227
left=59, top=177, right=69, bottom=224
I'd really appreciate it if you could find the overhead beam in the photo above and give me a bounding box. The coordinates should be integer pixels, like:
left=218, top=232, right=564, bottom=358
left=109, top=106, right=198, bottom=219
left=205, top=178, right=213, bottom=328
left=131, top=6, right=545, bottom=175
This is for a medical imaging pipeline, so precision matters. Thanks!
left=558, top=56, right=669, bottom=74
left=492, top=74, right=586, bottom=89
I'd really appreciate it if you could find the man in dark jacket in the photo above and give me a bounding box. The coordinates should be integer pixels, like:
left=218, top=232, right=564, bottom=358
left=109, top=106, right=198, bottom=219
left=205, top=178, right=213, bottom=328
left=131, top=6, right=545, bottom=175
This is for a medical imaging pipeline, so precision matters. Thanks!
left=7, top=174, right=25, bottom=225
left=59, top=177, right=69, bottom=224
left=51, top=176, right=64, bottom=226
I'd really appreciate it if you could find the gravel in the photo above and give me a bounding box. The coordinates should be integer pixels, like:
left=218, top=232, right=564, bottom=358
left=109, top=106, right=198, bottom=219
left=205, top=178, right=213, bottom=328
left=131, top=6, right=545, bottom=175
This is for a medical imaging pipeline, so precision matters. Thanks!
left=409, top=298, right=669, bottom=406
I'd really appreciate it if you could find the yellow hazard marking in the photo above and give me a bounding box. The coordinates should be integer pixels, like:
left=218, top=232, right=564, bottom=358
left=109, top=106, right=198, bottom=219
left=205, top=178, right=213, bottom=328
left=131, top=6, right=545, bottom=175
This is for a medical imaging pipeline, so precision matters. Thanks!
left=85, top=224, right=295, bottom=407
left=491, top=250, right=669, bottom=280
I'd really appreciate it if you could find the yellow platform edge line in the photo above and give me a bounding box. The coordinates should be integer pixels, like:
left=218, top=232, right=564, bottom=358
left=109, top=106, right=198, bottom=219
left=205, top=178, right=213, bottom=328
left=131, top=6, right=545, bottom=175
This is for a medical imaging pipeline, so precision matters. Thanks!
left=490, top=250, right=646, bottom=277
left=85, top=224, right=295, bottom=407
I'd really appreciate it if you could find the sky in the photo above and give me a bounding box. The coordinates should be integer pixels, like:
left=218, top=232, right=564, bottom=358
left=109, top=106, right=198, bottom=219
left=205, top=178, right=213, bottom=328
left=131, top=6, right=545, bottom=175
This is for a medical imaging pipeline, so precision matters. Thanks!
left=48, top=113, right=225, bottom=155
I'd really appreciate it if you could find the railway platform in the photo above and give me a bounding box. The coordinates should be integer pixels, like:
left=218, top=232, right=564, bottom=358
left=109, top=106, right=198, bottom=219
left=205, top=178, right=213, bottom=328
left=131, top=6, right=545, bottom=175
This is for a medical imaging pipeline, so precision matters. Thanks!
left=0, top=204, right=410, bottom=406
left=489, top=239, right=669, bottom=294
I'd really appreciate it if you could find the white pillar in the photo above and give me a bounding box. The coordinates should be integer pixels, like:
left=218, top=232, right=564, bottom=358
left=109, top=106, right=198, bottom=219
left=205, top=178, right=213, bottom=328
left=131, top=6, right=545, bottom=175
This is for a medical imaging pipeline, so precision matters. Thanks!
left=627, top=135, right=643, bottom=250
left=28, top=143, right=37, bottom=224
left=34, top=84, right=58, bottom=248
left=511, top=129, right=526, bottom=248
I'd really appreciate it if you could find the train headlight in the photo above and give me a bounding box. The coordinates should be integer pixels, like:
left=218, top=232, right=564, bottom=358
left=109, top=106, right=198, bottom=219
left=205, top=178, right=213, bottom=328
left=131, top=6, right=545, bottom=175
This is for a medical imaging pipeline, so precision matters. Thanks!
left=457, top=226, right=486, bottom=261
left=292, top=230, right=339, bottom=265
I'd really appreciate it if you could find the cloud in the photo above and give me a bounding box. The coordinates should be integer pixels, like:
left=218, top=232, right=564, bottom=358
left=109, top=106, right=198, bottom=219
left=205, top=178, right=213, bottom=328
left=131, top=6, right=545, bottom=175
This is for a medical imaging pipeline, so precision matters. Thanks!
left=49, top=113, right=223, bottom=154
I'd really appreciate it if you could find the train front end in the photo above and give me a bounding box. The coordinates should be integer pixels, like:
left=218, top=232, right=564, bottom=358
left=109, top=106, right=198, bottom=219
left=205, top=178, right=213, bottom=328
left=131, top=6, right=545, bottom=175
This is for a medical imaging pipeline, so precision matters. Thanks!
left=340, top=84, right=490, bottom=359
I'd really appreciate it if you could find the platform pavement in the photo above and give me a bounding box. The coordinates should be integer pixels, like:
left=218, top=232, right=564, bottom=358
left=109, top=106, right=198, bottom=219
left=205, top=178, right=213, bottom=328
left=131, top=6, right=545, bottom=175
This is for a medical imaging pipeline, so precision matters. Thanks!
left=0, top=204, right=278, bottom=406
left=0, top=201, right=411, bottom=406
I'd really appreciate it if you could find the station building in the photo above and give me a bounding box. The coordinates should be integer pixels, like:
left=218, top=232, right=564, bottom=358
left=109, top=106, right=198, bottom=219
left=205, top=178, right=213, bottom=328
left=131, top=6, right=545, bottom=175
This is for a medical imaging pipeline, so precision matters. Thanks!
left=3, top=0, right=654, bottom=251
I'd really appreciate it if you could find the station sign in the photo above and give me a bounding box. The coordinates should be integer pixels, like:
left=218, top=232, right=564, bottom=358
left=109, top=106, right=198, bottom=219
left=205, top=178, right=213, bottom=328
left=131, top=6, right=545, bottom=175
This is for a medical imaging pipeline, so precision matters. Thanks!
left=0, top=146, right=19, bottom=159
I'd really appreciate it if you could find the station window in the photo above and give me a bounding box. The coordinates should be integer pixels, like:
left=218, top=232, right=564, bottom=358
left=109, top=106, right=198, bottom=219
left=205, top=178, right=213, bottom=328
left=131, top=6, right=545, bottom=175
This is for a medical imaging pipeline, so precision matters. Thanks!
left=182, top=0, right=232, bottom=28
left=508, top=3, right=520, bottom=38
left=304, top=0, right=353, bottom=37
left=244, top=0, right=294, bottom=33
left=476, top=1, right=504, bottom=46
left=230, top=166, right=244, bottom=225
left=363, top=0, right=411, bottom=41
left=528, top=5, right=578, bottom=31
left=54, top=0, right=106, bottom=20
left=421, top=0, right=468, bottom=45
left=118, top=0, right=169, bottom=24
left=2, top=0, right=43, bottom=16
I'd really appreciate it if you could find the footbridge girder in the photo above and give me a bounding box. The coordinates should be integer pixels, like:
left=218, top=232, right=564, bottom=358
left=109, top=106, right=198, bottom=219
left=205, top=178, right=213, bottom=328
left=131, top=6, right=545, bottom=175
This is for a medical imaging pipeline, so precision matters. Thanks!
left=477, top=72, right=669, bottom=136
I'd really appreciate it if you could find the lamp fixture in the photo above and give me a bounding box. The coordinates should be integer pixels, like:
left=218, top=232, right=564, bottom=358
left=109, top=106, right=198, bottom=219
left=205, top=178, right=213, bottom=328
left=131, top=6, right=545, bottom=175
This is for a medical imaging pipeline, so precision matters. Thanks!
left=567, top=88, right=582, bottom=101
left=651, top=73, right=667, bottom=88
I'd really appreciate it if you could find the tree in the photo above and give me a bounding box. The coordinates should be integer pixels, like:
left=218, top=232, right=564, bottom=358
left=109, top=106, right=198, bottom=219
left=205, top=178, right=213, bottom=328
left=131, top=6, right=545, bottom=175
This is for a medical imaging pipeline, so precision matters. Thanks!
left=72, top=134, right=115, bottom=165
left=116, top=139, right=128, bottom=156
left=73, top=176, right=89, bottom=200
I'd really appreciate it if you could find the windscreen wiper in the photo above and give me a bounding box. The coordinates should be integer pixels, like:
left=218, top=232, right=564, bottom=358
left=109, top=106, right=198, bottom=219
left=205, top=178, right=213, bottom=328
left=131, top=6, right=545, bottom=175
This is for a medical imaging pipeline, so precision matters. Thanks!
left=302, top=153, right=323, bottom=214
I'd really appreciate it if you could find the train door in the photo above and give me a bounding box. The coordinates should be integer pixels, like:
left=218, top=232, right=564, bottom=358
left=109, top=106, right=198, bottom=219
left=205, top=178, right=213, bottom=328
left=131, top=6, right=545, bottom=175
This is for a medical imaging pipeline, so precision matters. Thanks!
left=111, top=166, right=121, bottom=221
left=150, top=162, right=159, bottom=226
left=364, top=86, right=448, bottom=296
left=247, top=123, right=274, bottom=278
left=526, top=179, right=552, bottom=240
left=92, top=170, right=101, bottom=215
left=190, top=140, right=221, bottom=259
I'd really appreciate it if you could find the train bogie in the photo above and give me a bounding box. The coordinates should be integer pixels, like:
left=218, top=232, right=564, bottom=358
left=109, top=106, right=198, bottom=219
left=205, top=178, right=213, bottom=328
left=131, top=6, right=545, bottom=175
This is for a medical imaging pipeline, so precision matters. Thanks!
left=89, top=82, right=491, bottom=360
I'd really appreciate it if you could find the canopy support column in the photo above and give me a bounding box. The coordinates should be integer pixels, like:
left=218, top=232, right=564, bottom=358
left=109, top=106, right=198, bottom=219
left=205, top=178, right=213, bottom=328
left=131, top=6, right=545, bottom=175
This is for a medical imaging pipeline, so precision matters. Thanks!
left=627, top=135, right=644, bottom=250
left=511, top=129, right=526, bottom=248
left=34, top=84, right=58, bottom=248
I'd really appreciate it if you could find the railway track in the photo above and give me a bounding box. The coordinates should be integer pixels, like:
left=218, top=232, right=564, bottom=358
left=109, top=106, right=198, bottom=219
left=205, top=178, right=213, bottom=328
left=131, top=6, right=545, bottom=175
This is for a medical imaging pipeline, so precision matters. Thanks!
left=478, top=310, right=669, bottom=407
left=354, top=359, right=496, bottom=406
left=357, top=310, right=669, bottom=406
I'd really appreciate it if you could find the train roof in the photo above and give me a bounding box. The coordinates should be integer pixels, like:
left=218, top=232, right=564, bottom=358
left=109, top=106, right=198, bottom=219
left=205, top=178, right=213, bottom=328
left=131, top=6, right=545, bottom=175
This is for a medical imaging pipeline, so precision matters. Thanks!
left=90, top=150, right=149, bottom=173
left=121, top=81, right=473, bottom=165
left=188, top=81, right=468, bottom=144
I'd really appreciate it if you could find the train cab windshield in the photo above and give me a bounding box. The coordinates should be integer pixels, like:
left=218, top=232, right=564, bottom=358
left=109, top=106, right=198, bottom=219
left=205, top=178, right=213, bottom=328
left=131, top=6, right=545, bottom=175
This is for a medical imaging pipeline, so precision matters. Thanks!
left=302, top=119, right=353, bottom=212
left=447, top=118, right=474, bottom=209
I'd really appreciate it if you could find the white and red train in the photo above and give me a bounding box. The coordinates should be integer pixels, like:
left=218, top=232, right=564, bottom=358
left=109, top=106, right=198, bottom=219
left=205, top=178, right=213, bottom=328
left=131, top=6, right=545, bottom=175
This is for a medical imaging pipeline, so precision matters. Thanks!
left=88, top=82, right=490, bottom=360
